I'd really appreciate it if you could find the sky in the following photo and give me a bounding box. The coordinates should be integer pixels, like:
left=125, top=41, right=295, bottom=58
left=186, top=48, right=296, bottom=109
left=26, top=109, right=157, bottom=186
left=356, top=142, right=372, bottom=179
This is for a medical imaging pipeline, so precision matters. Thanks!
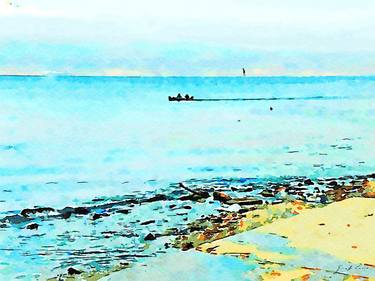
left=0, top=0, right=375, bottom=76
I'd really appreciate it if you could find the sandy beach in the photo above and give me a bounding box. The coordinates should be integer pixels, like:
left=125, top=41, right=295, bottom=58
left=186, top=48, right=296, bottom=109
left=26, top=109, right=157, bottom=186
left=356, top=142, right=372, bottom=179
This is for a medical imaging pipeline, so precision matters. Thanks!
left=198, top=197, right=375, bottom=280
left=50, top=178, right=375, bottom=280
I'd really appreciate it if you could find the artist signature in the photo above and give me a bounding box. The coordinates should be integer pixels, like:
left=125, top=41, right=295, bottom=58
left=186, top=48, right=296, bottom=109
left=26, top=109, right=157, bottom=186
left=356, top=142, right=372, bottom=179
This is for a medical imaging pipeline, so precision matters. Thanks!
left=333, top=264, right=375, bottom=275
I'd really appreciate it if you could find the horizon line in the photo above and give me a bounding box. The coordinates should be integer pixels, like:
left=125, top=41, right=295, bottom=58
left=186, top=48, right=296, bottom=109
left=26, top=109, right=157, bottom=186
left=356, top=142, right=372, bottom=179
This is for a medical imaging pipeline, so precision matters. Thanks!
left=1, top=74, right=375, bottom=78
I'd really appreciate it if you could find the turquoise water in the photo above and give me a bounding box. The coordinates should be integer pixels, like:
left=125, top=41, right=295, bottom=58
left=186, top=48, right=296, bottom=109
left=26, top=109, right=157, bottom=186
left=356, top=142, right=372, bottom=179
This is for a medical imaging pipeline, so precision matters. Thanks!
left=101, top=250, right=254, bottom=281
left=0, top=76, right=374, bottom=279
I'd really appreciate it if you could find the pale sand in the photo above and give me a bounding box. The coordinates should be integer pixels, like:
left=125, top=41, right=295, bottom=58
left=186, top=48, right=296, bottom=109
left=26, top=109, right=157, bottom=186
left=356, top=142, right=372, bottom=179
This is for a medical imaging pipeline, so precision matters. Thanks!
left=199, top=197, right=375, bottom=279
left=257, top=197, right=375, bottom=265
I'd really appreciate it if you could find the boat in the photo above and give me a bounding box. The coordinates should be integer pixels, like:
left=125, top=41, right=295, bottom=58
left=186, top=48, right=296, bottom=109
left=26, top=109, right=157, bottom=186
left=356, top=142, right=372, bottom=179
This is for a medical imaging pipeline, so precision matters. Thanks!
left=168, top=94, right=194, bottom=102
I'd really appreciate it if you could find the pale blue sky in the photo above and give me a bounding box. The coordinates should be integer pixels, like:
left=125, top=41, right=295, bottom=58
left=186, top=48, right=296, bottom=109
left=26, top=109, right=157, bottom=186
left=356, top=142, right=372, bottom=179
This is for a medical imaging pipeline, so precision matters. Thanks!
left=1, top=0, right=375, bottom=75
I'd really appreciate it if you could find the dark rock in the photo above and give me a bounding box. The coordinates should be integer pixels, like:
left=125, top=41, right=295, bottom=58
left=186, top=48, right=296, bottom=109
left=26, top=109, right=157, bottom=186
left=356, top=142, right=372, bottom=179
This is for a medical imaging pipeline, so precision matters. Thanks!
left=179, top=195, right=191, bottom=200
left=226, top=198, right=263, bottom=206
left=181, top=242, right=194, bottom=251
left=67, top=267, right=82, bottom=275
left=102, top=231, right=117, bottom=235
left=92, top=213, right=101, bottom=220
left=178, top=183, right=209, bottom=199
left=197, top=191, right=210, bottom=198
left=328, top=181, right=338, bottom=187
left=26, top=223, right=39, bottom=230
left=21, top=207, right=55, bottom=217
left=179, top=194, right=207, bottom=202
left=182, top=205, right=192, bottom=210
left=117, top=209, right=130, bottom=214
left=62, top=212, right=72, bottom=219
left=213, top=191, right=232, bottom=203
left=74, top=207, right=90, bottom=215
left=211, top=216, right=224, bottom=223
left=59, top=206, right=90, bottom=218
left=140, top=220, right=155, bottom=225
left=92, top=213, right=110, bottom=220
left=260, top=190, right=275, bottom=198
left=126, top=199, right=139, bottom=205
left=238, top=208, right=251, bottom=214
left=144, top=194, right=167, bottom=203
left=304, top=179, right=314, bottom=185
left=60, top=207, right=74, bottom=219
left=144, top=233, right=156, bottom=241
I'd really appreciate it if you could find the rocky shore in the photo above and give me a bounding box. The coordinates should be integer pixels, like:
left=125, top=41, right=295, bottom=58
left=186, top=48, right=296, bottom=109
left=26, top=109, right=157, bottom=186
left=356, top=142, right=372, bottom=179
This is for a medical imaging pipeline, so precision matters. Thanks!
left=95, top=175, right=375, bottom=281
left=173, top=175, right=375, bottom=253
left=18, top=172, right=371, bottom=280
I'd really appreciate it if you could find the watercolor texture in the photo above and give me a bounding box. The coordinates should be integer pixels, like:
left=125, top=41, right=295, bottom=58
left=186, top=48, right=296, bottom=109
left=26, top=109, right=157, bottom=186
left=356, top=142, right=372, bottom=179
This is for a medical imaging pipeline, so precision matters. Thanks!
left=0, top=1, right=375, bottom=280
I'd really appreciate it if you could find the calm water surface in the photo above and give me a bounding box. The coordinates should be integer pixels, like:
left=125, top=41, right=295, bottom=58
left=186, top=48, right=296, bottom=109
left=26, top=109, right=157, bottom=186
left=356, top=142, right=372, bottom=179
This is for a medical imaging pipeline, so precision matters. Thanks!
left=0, top=76, right=374, bottom=279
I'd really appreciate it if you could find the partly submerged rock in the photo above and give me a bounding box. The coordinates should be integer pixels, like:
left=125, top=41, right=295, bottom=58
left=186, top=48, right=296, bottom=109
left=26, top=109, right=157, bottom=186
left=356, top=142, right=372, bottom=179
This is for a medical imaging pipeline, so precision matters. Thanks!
left=213, top=191, right=232, bottom=203
left=140, top=220, right=156, bottom=225
left=260, top=190, right=275, bottom=198
left=144, top=233, right=156, bottom=241
left=304, top=179, right=314, bottom=185
left=20, top=207, right=55, bottom=217
left=181, top=241, right=194, bottom=251
left=26, top=223, right=39, bottom=230
left=143, top=194, right=168, bottom=203
left=226, top=198, right=263, bottom=206
left=92, top=213, right=110, bottom=220
left=60, top=207, right=74, bottom=219
left=74, top=207, right=90, bottom=215
left=179, top=193, right=209, bottom=202
left=67, top=267, right=83, bottom=275
left=117, top=209, right=130, bottom=214
left=178, top=183, right=210, bottom=202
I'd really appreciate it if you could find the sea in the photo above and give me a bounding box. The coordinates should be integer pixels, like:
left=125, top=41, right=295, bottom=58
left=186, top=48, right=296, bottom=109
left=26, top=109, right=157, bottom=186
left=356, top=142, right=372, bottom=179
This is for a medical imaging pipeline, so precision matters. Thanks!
left=0, top=76, right=374, bottom=280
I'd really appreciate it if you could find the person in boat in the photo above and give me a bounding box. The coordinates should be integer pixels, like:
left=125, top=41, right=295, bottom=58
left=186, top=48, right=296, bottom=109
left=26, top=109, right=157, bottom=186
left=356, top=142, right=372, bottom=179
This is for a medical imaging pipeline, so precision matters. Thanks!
left=176, top=93, right=182, bottom=101
left=185, top=94, right=190, bottom=100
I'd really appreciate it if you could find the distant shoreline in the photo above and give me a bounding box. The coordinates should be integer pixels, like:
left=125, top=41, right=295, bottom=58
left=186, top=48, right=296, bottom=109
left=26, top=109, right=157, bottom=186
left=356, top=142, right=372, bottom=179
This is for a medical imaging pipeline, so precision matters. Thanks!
left=1, top=74, right=375, bottom=79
